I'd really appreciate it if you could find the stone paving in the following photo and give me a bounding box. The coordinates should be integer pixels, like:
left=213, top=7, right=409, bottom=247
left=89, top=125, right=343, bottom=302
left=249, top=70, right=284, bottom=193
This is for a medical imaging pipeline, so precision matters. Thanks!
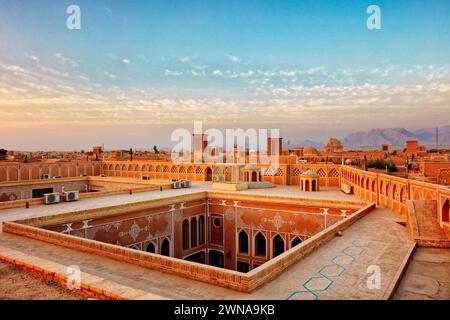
left=393, top=247, right=450, bottom=300
left=0, top=207, right=416, bottom=300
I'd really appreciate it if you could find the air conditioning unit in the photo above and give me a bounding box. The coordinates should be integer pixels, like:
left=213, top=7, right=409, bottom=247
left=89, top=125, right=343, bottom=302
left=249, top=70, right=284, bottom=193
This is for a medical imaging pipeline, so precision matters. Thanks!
left=44, top=193, right=60, bottom=205
left=181, top=180, right=191, bottom=188
left=53, top=176, right=62, bottom=179
left=41, top=174, right=50, bottom=180
left=142, top=176, right=150, bottom=180
left=63, top=191, right=80, bottom=202
left=80, top=174, right=88, bottom=177
left=100, top=174, right=107, bottom=177
left=173, top=181, right=182, bottom=189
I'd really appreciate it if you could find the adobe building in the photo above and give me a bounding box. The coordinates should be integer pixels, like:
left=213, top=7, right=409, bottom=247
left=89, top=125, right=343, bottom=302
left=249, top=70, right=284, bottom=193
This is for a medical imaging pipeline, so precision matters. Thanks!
left=324, top=138, right=344, bottom=154
left=267, top=137, right=283, bottom=156
left=405, top=140, right=427, bottom=158
left=192, top=133, right=208, bottom=163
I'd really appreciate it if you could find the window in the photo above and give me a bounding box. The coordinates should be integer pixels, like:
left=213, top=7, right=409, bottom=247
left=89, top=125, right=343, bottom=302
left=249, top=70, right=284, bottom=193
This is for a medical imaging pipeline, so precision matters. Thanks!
left=146, top=242, right=155, bottom=253
left=209, top=250, right=224, bottom=268
left=254, top=232, right=266, bottom=257
left=191, top=217, right=198, bottom=247
left=182, top=219, right=189, bottom=250
left=273, top=234, right=285, bottom=257
left=161, top=238, right=170, bottom=257
left=199, top=215, right=205, bottom=245
left=32, top=188, right=53, bottom=198
left=238, top=230, right=249, bottom=254
left=213, top=217, right=221, bottom=227
left=237, top=261, right=249, bottom=273
left=291, top=237, right=302, bottom=248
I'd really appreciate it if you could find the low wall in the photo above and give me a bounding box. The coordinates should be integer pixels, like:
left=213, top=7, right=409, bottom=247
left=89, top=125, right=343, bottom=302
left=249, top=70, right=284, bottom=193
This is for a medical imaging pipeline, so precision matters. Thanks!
left=0, top=177, right=172, bottom=210
left=341, top=166, right=450, bottom=229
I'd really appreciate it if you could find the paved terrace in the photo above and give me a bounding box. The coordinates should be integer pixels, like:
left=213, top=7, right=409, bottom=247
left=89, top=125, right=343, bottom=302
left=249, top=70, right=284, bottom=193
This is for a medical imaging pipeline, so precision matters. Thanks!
left=0, top=183, right=362, bottom=229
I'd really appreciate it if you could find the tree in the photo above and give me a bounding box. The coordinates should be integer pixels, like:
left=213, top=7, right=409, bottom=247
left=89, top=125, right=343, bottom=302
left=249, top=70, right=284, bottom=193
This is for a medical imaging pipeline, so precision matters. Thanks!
left=366, top=159, right=398, bottom=172
left=153, top=145, right=160, bottom=154
left=0, top=148, right=7, bottom=160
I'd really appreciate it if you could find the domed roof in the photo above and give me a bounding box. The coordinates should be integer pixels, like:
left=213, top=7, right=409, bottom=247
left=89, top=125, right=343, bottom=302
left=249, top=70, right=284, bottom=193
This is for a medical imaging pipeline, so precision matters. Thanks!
left=303, top=146, right=319, bottom=156
left=324, top=138, right=344, bottom=153
left=301, top=169, right=319, bottom=177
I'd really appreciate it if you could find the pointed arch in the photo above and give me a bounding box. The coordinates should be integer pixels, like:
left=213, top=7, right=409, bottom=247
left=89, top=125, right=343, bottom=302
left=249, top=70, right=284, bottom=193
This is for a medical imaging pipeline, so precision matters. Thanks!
left=442, top=199, right=449, bottom=222
left=291, top=236, right=302, bottom=248
left=272, top=234, right=285, bottom=257
left=199, top=215, right=205, bottom=245
left=254, top=232, right=266, bottom=257
left=160, top=238, right=170, bottom=257
left=182, top=219, right=190, bottom=250
left=146, top=242, right=156, bottom=253
left=190, top=217, right=198, bottom=247
left=238, top=229, right=249, bottom=254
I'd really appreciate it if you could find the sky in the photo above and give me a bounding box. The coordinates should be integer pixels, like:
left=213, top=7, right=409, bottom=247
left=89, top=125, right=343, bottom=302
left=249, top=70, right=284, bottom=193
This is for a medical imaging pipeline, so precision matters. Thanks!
left=0, top=0, right=449, bottom=150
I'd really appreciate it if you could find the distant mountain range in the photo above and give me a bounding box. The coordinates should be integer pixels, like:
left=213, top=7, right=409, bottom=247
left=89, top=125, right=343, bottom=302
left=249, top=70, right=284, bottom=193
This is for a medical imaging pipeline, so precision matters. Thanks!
left=341, top=126, right=450, bottom=149
left=287, top=125, right=450, bottom=150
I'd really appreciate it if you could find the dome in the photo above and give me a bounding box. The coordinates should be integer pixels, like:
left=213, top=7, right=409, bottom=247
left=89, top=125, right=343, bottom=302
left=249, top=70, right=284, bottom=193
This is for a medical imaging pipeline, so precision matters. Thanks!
left=324, top=138, right=343, bottom=153
left=244, top=164, right=260, bottom=170
left=301, top=169, right=319, bottom=177
left=303, top=146, right=320, bottom=156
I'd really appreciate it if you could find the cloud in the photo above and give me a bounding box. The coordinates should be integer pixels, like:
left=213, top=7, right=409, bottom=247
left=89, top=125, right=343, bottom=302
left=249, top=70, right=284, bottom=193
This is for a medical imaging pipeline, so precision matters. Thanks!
left=105, top=53, right=118, bottom=60
left=226, top=54, right=241, bottom=63
left=137, top=54, right=151, bottom=63
left=179, top=56, right=191, bottom=63
left=105, top=72, right=118, bottom=80
left=121, top=58, right=132, bottom=65
left=55, top=53, right=79, bottom=68
left=0, top=60, right=449, bottom=136
left=164, top=69, right=183, bottom=76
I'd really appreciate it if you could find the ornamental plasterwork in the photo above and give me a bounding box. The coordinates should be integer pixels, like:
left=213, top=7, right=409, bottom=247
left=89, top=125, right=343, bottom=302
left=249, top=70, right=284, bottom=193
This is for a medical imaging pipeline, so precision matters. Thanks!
left=129, top=222, right=140, bottom=241
left=225, top=208, right=235, bottom=221
left=174, top=211, right=183, bottom=222
left=82, top=219, right=92, bottom=229
left=85, top=227, right=98, bottom=240
left=62, top=223, right=73, bottom=233
left=340, top=210, right=349, bottom=218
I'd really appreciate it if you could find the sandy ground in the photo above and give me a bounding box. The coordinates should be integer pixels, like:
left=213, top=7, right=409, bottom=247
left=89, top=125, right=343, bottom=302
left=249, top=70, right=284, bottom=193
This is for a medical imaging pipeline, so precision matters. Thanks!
left=0, top=261, right=86, bottom=300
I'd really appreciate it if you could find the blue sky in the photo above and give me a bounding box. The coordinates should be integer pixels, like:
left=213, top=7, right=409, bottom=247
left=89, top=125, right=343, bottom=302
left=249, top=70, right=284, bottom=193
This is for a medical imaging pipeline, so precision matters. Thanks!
left=0, top=0, right=449, bottom=150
